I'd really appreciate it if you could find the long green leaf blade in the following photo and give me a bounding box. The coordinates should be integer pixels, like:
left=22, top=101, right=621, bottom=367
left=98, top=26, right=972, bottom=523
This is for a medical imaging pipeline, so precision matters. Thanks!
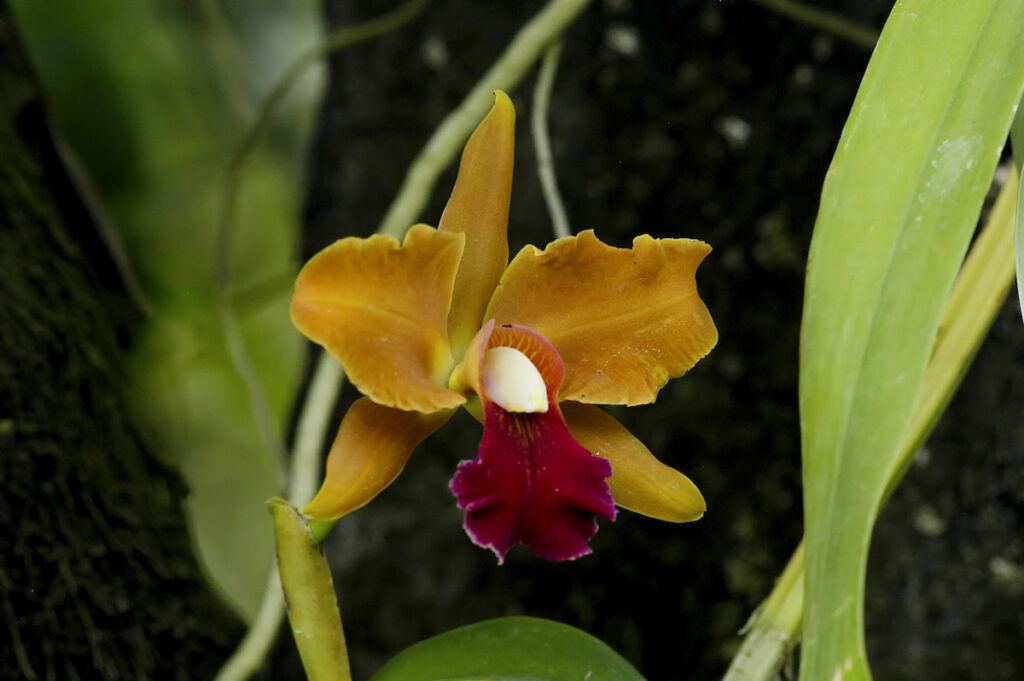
left=720, top=162, right=1019, bottom=681
left=799, top=2, right=1024, bottom=680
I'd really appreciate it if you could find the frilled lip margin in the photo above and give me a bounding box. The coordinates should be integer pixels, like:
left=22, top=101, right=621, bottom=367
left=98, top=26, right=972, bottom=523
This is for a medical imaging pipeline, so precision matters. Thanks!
left=450, top=322, right=616, bottom=563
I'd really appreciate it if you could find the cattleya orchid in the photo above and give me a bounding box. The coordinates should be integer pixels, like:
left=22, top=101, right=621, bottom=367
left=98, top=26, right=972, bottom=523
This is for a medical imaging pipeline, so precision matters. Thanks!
left=292, top=92, right=718, bottom=562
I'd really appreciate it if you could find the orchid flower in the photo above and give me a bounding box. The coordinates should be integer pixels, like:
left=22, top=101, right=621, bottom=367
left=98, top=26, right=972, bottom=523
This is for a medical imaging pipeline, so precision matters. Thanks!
left=291, top=92, right=717, bottom=562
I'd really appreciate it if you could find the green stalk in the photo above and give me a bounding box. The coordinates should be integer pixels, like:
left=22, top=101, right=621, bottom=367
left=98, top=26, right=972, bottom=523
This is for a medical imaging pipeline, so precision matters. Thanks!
left=748, top=0, right=878, bottom=49
left=722, top=543, right=803, bottom=681
left=212, top=5, right=424, bottom=679
left=269, top=499, right=352, bottom=681
left=214, top=352, right=345, bottom=681
left=532, top=40, right=571, bottom=239
left=219, top=2, right=598, bottom=679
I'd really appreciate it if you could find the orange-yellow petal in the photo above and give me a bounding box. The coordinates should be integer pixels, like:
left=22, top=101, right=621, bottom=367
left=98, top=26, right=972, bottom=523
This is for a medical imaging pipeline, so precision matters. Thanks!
left=291, top=224, right=466, bottom=412
left=440, top=92, right=515, bottom=358
left=304, top=397, right=455, bottom=520
left=485, top=230, right=718, bottom=406
left=561, top=401, right=705, bottom=522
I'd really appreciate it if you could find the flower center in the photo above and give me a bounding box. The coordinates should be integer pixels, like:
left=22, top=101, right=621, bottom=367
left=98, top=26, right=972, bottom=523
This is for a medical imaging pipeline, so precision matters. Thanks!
left=481, top=346, right=549, bottom=413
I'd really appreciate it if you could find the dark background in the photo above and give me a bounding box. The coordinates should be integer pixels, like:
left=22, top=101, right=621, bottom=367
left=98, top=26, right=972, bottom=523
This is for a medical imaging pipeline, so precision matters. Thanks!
left=292, top=1, right=1024, bottom=680
left=3, top=0, right=1023, bottom=679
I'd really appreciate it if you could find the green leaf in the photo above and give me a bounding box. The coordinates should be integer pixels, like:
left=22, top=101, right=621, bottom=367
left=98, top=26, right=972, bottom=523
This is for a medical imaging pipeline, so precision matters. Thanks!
left=721, top=164, right=1019, bottom=681
left=882, top=164, right=1019, bottom=502
left=1017, top=167, right=1024, bottom=324
left=798, top=2, right=1024, bottom=680
left=11, top=0, right=318, bottom=620
left=1011, top=92, right=1024, bottom=320
left=370, top=617, right=645, bottom=681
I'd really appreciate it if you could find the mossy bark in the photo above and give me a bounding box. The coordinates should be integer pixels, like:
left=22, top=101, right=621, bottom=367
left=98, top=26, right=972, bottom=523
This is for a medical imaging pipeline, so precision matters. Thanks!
left=0, top=5, right=241, bottom=679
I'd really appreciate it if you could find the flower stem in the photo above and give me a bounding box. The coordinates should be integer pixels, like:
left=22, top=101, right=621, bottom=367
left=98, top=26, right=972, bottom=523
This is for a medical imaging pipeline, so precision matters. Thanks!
left=308, top=518, right=339, bottom=545
left=532, top=40, right=572, bottom=240
left=212, top=568, right=286, bottom=681
left=748, top=0, right=878, bottom=49
left=220, top=2, right=597, bottom=679
left=378, top=0, right=596, bottom=239
left=291, top=352, right=346, bottom=507
left=211, top=4, right=423, bottom=679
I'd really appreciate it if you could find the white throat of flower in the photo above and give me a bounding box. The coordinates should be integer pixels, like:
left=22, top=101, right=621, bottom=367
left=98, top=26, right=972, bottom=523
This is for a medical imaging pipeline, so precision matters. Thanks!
left=481, top=346, right=549, bottom=413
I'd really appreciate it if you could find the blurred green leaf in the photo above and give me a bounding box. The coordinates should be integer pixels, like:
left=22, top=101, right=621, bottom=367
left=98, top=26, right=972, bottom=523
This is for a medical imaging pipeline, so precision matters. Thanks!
left=798, top=2, right=1024, bottom=680
left=370, top=617, right=645, bottom=681
left=11, top=0, right=320, bottom=620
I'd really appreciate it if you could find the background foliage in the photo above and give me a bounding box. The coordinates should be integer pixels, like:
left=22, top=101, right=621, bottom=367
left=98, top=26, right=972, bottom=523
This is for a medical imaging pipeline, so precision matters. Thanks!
left=12, top=0, right=320, bottom=620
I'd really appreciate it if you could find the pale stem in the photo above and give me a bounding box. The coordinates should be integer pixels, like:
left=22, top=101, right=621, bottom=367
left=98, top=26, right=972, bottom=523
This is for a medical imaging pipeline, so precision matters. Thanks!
left=212, top=5, right=425, bottom=680
left=378, top=0, right=595, bottom=239
left=212, top=569, right=285, bottom=681
left=532, top=40, right=572, bottom=239
left=749, top=0, right=878, bottom=49
left=215, top=2, right=597, bottom=680
left=213, top=352, right=345, bottom=681
left=290, top=352, right=346, bottom=506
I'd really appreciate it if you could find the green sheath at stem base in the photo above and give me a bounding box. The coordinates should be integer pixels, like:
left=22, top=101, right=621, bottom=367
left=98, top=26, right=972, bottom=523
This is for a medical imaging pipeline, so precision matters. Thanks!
left=269, top=498, right=352, bottom=681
